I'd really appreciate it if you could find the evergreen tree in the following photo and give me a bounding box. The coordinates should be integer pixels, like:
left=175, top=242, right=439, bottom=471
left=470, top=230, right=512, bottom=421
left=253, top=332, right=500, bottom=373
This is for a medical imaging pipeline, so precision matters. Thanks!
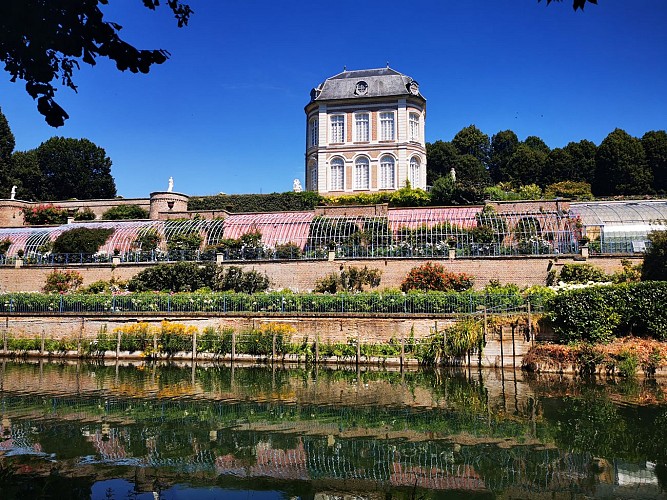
left=0, top=106, right=15, bottom=197
left=594, top=129, right=652, bottom=196
left=641, top=130, right=667, bottom=194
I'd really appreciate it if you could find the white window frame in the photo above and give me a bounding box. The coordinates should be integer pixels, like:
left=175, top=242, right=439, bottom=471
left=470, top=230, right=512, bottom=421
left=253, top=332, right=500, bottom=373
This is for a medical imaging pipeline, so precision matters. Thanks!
left=330, top=157, right=345, bottom=191
left=308, top=117, right=319, bottom=148
left=330, top=114, right=345, bottom=144
left=409, top=157, right=421, bottom=187
left=354, top=112, right=370, bottom=142
left=379, top=111, right=395, bottom=141
left=309, top=161, right=318, bottom=191
left=354, top=157, right=370, bottom=190
left=379, top=155, right=395, bottom=190
left=409, top=112, right=420, bottom=141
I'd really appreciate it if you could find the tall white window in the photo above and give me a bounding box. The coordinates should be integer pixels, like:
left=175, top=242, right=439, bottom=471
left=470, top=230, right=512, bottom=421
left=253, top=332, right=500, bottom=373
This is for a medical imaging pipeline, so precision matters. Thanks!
left=409, top=112, right=420, bottom=141
left=330, top=115, right=345, bottom=143
left=354, top=157, right=370, bottom=190
left=380, top=111, right=395, bottom=141
left=330, top=158, right=344, bottom=191
left=409, top=157, right=421, bottom=187
left=354, top=113, right=369, bottom=142
left=309, top=161, right=318, bottom=191
left=379, top=156, right=395, bottom=189
left=309, top=117, right=318, bottom=147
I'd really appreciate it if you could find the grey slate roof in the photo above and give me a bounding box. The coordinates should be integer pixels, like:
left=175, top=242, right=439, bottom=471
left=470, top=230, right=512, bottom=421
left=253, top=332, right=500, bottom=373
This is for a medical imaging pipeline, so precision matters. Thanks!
left=310, top=67, right=423, bottom=102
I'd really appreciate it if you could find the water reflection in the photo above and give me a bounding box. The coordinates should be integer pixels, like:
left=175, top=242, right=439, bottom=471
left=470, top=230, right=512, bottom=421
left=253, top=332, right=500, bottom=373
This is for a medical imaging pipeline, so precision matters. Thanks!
left=0, top=360, right=665, bottom=499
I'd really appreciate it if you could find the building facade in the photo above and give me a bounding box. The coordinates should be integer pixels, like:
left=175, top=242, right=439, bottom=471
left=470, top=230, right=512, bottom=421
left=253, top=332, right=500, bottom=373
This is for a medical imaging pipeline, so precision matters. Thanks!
left=305, top=67, right=427, bottom=195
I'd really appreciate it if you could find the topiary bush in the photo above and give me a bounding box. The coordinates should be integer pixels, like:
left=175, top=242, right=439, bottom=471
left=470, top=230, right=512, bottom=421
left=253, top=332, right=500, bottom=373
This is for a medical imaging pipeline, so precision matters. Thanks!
left=401, top=262, right=474, bottom=292
left=102, top=204, right=149, bottom=220
left=52, top=227, right=115, bottom=254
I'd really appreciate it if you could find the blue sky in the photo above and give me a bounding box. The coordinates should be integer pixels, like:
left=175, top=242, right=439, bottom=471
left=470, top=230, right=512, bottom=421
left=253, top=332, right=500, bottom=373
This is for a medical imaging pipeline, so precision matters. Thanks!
left=1, top=1, right=666, bottom=198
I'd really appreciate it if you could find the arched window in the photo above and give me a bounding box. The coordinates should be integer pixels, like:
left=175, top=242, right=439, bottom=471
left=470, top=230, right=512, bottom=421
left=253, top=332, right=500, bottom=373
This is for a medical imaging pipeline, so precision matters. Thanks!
left=409, top=157, right=421, bottom=187
left=354, top=157, right=370, bottom=190
left=330, top=157, right=344, bottom=191
left=309, top=160, right=318, bottom=191
left=308, top=117, right=318, bottom=147
left=379, top=155, right=395, bottom=189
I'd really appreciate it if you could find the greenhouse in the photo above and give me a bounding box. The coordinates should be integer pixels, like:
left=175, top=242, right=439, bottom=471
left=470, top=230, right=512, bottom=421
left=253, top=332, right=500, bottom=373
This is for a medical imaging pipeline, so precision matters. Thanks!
left=0, top=201, right=663, bottom=264
left=570, top=200, right=667, bottom=254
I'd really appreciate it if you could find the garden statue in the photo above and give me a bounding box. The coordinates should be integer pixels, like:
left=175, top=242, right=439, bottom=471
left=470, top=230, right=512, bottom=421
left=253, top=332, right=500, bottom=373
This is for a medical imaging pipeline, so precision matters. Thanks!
left=167, top=176, right=174, bottom=192
left=10, top=185, right=16, bottom=200
left=450, top=168, right=456, bottom=182
left=293, top=179, right=302, bottom=193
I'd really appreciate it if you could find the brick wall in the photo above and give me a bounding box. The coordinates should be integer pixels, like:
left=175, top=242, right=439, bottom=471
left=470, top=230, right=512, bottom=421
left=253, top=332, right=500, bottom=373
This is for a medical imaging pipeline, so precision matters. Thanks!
left=0, top=255, right=640, bottom=293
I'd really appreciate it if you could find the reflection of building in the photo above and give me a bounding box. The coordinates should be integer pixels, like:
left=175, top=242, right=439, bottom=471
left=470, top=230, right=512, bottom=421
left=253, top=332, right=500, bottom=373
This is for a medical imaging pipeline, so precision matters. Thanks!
left=305, top=67, right=427, bottom=194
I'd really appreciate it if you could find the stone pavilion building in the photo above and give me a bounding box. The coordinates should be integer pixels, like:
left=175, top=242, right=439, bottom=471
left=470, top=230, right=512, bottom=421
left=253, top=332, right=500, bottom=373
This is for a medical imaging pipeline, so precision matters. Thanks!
left=305, top=67, right=427, bottom=194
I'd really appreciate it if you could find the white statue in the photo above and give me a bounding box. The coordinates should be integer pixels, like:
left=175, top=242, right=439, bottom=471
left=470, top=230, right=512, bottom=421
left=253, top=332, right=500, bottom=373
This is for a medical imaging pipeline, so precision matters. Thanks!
left=167, top=177, right=174, bottom=192
left=10, top=185, right=16, bottom=200
left=450, top=167, right=456, bottom=182
left=293, top=179, right=302, bottom=193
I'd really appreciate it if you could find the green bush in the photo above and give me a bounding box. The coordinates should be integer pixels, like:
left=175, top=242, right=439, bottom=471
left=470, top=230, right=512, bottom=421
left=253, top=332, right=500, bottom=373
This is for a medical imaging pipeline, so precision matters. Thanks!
left=642, top=230, right=667, bottom=281
left=128, top=262, right=218, bottom=292
left=558, top=263, right=608, bottom=284
left=544, top=181, right=594, bottom=201
left=0, top=238, right=10, bottom=255
left=43, top=270, right=84, bottom=293
left=188, top=191, right=324, bottom=212
left=547, top=282, right=667, bottom=342
left=74, top=208, right=96, bottom=221
left=102, top=204, right=149, bottom=220
left=134, top=227, right=161, bottom=252
left=314, top=266, right=382, bottom=293
left=216, top=265, right=270, bottom=293
left=52, top=227, right=115, bottom=254
left=274, top=242, right=302, bottom=259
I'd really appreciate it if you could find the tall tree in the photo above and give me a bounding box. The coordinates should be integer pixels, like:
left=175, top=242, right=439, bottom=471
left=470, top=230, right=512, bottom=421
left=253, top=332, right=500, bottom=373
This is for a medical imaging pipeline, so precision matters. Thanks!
left=564, top=139, right=597, bottom=185
left=524, top=136, right=551, bottom=155
left=594, top=129, right=652, bottom=196
left=0, top=1, right=193, bottom=126
left=489, top=130, right=519, bottom=183
left=641, top=130, right=667, bottom=194
left=0, top=106, right=15, bottom=196
left=34, top=137, right=116, bottom=200
left=9, top=150, right=43, bottom=201
left=543, top=147, right=573, bottom=186
left=426, top=140, right=458, bottom=184
left=504, top=144, right=548, bottom=187
left=452, top=125, right=490, bottom=167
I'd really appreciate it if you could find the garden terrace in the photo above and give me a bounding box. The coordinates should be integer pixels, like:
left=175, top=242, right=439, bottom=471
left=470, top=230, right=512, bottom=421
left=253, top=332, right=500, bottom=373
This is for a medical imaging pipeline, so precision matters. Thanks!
left=0, top=205, right=631, bottom=264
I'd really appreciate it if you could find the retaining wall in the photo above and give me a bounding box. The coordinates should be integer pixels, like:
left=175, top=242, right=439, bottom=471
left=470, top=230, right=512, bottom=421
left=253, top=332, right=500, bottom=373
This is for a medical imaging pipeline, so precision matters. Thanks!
left=0, top=255, right=640, bottom=293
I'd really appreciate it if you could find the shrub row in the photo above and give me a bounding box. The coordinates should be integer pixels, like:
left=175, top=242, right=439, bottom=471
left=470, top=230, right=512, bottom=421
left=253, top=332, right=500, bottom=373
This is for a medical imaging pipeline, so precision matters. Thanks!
left=546, top=281, right=667, bottom=343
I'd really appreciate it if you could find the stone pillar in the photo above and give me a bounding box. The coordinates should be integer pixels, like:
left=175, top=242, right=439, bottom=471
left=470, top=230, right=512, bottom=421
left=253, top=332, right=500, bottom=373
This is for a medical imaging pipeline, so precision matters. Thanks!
left=149, top=192, right=189, bottom=220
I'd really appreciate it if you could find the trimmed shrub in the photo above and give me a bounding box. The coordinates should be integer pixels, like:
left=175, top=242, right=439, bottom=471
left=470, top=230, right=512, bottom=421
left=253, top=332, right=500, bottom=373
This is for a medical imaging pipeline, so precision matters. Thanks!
left=74, top=208, right=96, bottom=221
left=216, top=266, right=270, bottom=294
left=44, top=270, right=84, bottom=293
left=558, top=263, right=608, bottom=284
left=128, top=262, right=218, bottom=292
left=102, top=204, right=149, bottom=220
left=52, top=227, right=114, bottom=254
left=188, top=191, right=324, bottom=212
left=401, top=262, right=474, bottom=292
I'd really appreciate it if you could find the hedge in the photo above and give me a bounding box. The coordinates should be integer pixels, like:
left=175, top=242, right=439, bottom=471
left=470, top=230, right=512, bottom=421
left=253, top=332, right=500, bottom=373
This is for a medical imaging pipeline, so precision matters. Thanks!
left=547, top=281, right=667, bottom=343
left=187, top=192, right=324, bottom=213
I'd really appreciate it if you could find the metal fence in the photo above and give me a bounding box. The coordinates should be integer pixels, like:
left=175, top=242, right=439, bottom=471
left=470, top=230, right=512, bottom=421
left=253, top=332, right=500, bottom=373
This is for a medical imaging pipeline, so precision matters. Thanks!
left=0, top=292, right=540, bottom=316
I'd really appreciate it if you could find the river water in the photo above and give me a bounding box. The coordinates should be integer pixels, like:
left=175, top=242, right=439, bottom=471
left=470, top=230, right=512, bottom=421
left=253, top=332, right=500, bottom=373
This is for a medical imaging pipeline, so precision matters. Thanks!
left=0, top=360, right=665, bottom=499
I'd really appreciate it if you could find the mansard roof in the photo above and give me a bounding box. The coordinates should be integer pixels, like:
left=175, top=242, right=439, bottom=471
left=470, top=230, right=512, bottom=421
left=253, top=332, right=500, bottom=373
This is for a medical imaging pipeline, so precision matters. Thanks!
left=309, top=67, right=424, bottom=102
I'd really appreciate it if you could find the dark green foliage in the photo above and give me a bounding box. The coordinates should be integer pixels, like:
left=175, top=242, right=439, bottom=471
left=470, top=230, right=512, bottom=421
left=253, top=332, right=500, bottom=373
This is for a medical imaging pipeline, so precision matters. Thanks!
left=216, top=266, right=270, bottom=293
left=0, top=238, right=10, bottom=255
left=314, top=266, right=382, bottom=293
left=489, top=130, right=519, bottom=184
left=504, top=144, right=548, bottom=187
left=52, top=227, right=114, bottom=254
left=641, top=230, right=667, bottom=281
left=594, top=129, right=653, bottom=196
left=134, top=227, right=161, bottom=252
left=102, top=204, right=149, bottom=220
left=33, top=137, right=116, bottom=200
left=188, top=191, right=324, bottom=212
left=164, top=220, right=203, bottom=254
left=547, top=282, right=667, bottom=342
left=641, top=130, right=667, bottom=193
left=558, top=263, right=608, bottom=284
left=73, top=208, right=96, bottom=221
left=0, top=1, right=192, bottom=126
left=452, top=125, right=490, bottom=166
left=128, top=262, right=218, bottom=292
left=0, top=106, right=15, bottom=195
left=426, top=140, right=459, bottom=184
left=274, top=242, right=302, bottom=259
left=544, top=181, right=594, bottom=200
